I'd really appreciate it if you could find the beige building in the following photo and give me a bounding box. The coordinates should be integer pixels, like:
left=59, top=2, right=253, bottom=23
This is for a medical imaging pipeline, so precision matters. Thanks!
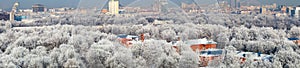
left=260, top=7, right=268, bottom=14
left=109, top=0, right=119, bottom=14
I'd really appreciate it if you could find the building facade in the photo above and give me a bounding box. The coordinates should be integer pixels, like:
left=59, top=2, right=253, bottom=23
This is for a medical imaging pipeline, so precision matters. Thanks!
left=32, top=4, right=45, bottom=12
left=260, top=7, right=267, bottom=14
left=109, top=0, right=119, bottom=14
left=0, top=12, right=9, bottom=21
left=291, top=7, right=300, bottom=18
left=230, top=0, right=240, bottom=9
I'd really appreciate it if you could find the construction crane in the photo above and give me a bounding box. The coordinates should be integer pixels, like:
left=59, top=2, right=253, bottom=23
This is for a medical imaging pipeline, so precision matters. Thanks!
left=10, top=2, right=19, bottom=22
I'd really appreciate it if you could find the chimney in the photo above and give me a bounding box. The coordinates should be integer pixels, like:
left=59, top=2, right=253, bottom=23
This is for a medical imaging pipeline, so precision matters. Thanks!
left=140, top=33, right=145, bottom=42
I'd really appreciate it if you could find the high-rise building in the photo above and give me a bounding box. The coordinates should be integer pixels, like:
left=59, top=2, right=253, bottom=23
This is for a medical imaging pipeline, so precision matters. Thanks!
left=0, top=12, right=9, bottom=21
left=237, top=0, right=241, bottom=9
left=260, top=7, right=267, bottom=14
left=272, top=3, right=277, bottom=9
left=281, top=6, right=287, bottom=13
left=153, top=0, right=168, bottom=13
left=159, top=0, right=168, bottom=13
left=229, top=0, right=233, bottom=8
left=230, top=0, right=240, bottom=9
left=291, top=7, right=300, bottom=18
left=32, top=4, right=45, bottom=12
left=109, top=0, right=119, bottom=14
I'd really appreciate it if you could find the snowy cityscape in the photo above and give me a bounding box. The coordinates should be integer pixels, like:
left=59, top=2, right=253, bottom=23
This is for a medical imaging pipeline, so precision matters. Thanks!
left=0, top=0, right=300, bottom=68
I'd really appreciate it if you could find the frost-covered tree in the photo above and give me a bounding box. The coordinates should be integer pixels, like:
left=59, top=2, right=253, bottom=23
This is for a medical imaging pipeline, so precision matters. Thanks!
left=214, top=46, right=240, bottom=68
left=105, top=46, right=134, bottom=68
left=289, top=26, right=300, bottom=38
left=86, top=39, right=113, bottom=68
left=140, top=40, right=168, bottom=68
left=161, top=29, right=176, bottom=42
left=178, top=44, right=198, bottom=68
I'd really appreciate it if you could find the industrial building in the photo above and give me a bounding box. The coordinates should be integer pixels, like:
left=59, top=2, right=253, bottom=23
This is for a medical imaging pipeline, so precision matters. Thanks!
left=32, top=4, right=45, bottom=12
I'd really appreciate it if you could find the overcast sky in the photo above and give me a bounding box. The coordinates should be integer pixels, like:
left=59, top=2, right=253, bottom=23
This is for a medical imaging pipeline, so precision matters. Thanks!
left=0, top=0, right=299, bottom=10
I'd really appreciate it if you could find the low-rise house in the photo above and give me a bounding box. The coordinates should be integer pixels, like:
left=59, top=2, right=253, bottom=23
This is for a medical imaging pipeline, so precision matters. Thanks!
left=288, top=37, right=300, bottom=45
left=236, top=51, right=273, bottom=63
left=117, top=34, right=145, bottom=47
left=172, top=38, right=217, bottom=52
left=117, top=34, right=139, bottom=47
left=172, top=38, right=220, bottom=67
left=185, top=38, right=217, bottom=51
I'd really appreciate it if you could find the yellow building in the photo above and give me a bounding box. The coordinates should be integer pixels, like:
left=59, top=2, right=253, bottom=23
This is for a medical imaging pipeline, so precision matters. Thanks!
left=109, top=0, right=119, bottom=14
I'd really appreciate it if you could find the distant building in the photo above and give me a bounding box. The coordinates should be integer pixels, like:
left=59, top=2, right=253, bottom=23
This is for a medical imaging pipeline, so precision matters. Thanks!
left=230, top=0, right=240, bottom=9
left=32, top=4, right=45, bottom=12
left=0, top=12, right=9, bottom=21
left=272, top=3, right=277, bottom=9
left=108, top=0, right=119, bottom=14
left=101, top=9, right=108, bottom=13
left=181, top=3, right=199, bottom=12
left=20, top=9, right=33, bottom=13
left=240, top=10, right=252, bottom=14
left=281, top=6, right=287, bottom=13
left=153, top=0, right=168, bottom=13
left=260, top=7, right=268, bottom=14
left=291, top=7, right=300, bottom=18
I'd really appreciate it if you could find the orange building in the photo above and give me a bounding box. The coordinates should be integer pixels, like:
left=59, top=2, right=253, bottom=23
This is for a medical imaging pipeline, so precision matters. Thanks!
left=172, top=38, right=220, bottom=67
left=190, top=44, right=217, bottom=51
left=117, top=34, right=139, bottom=47
left=173, top=38, right=218, bottom=52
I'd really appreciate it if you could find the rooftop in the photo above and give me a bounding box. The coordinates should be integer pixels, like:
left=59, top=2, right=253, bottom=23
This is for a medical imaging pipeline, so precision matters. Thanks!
left=236, top=51, right=273, bottom=61
left=288, top=37, right=300, bottom=40
left=199, top=49, right=223, bottom=57
left=32, top=4, right=45, bottom=7
left=117, top=34, right=139, bottom=39
left=185, top=38, right=217, bottom=46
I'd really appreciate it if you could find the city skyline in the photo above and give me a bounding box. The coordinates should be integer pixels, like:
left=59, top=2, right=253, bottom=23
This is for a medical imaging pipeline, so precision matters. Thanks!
left=0, top=0, right=300, bottom=10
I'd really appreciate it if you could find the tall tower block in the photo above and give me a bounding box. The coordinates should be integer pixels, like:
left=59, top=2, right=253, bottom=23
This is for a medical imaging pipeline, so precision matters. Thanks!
left=109, top=0, right=119, bottom=14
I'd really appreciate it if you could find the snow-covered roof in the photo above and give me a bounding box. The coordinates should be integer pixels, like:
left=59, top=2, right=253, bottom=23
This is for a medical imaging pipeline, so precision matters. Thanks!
left=117, top=34, right=139, bottom=39
left=288, top=38, right=300, bottom=40
left=199, top=49, right=223, bottom=57
left=185, top=38, right=217, bottom=46
left=236, top=51, right=273, bottom=61
left=12, top=26, right=49, bottom=30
